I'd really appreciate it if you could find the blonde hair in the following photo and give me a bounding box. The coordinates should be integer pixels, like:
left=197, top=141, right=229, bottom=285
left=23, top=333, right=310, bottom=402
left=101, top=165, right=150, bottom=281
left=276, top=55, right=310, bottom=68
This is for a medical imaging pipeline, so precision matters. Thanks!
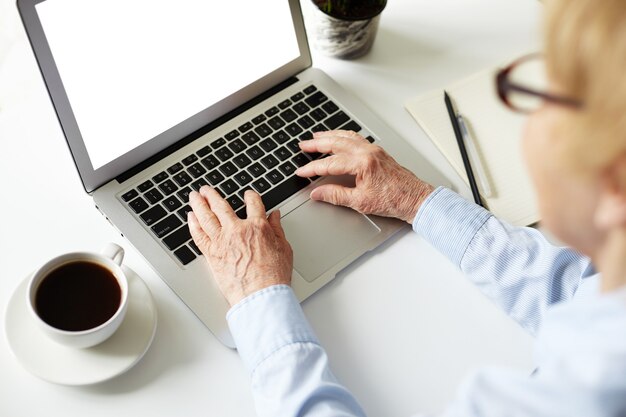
left=544, top=0, right=626, bottom=175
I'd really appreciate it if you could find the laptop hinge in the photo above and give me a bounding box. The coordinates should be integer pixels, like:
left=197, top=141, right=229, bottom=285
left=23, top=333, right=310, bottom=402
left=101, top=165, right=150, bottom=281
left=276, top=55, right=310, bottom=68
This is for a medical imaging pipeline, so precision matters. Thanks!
left=116, top=76, right=299, bottom=183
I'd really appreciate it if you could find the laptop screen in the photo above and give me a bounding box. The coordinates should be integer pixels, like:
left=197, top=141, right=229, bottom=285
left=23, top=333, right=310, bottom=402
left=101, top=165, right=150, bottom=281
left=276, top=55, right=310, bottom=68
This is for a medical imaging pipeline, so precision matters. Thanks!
left=35, top=0, right=301, bottom=171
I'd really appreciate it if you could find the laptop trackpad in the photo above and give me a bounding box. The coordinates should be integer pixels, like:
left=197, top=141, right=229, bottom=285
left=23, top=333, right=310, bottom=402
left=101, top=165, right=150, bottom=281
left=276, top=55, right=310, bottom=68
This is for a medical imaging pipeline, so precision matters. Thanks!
left=281, top=200, right=380, bottom=283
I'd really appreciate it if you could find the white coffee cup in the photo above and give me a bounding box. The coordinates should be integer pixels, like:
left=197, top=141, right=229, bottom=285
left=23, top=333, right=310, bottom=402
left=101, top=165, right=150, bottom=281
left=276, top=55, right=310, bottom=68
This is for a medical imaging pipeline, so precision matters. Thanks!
left=26, top=243, right=128, bottom=349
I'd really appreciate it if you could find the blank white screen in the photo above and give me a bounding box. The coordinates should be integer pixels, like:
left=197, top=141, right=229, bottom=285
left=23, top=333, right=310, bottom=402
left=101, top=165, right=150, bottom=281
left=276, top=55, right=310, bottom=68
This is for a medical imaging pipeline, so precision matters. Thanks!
left=36, top=0, right=300, bottom=169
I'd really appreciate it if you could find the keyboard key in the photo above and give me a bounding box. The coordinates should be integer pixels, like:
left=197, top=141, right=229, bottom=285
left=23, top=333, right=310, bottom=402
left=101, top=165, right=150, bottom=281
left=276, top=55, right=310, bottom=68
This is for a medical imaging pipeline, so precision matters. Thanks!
left=274, top=147, right=292, bottom=161
left=129, top=197, right=149, bottom=213
left=252, top=177, right=271, bottom=193
left=297, top=115, right=314, bottom=129
left=177, top=205, right=193, bottom=221
left=189, top=240, right=202, bottom=255
left=304, top=85, right=317, bottom=94
left=225, top=129, right=240, bottom=140
left=268, top=116, right=285, bottom=130
left=265, top=106, right=279, bottom=117
left=304, top=91, right=328, bottom=108
left=292, top=153, right=311, bottom=167
left=228, top=138, right=247, bottom=154
left=145, top=188, right=164, bottom=204
left=152, top=214, right=182, bottom=238
left=261, top=154, right=279, bottom=169
left=286, top=139, right=301, bottom=153
left=121, top=189, right=138, bottom=202
left=182, top=154, right=198, bottom=166
left=138, top=180, right=153, bottom=192
left=220, top=179, right=238, bottom=196
left=210, top=138, right=226, bottom=150
left=310, top=108, right=327, bottom=121
left=321, top=100, right=339, bottom=115
left=167, top=163, right=183, bottom=174
left=290, top=92, right=305, bottom=102
left=177, top=186, right=192, bottom=203
left=366, top=136, right=376, bottom=143
left=272, top=130, right=290, bottom=144
left=219, top=161, right=238, bottom=177
left=341, top=120, right=362, bottom=132
left=248, top=162, right=267, bottom=177
left=162, top=195, right=182, bottom=212
left=259, top=138, right=278, bottom=152
left=293, top=102, right=310, bottom=115
left=278, top=161, right=297, bottom=177
left=280, top=108, right=297, bottom=123
left=215, top=147, right=234, bottom=161
left=163, top=225, right=192, bottom=250
left=232, top=154, right=252, bottom=168
left=325, top=111, right=350, bottom=130
left=237, top=176, right=310, bottom=219
left=266, top=169, right=285, bottom=184
left=242, top=131, right=260, bottom=146
left=152, top=171, right=168, bottom=183
left=252, top=114, right=267, bottom=124
left=174, top=245, right=196, bottom=265
left=285, top=123, right=303, bottom=137
left=173, top=171, right=192, bottom=186
left=158, top=179, right=177, bottom=196
left=233, top=170, right=253, bottom=186
left=305, top=151, right=323, bottom=160
left=196, top=146, right=211, bottom=157
left=192, top=178, right=209, bottom=191
left=206, top=170, right=225, bottom=186
left=300, top=131, right=315, bottom=140
left=201, top=155, right=220, bottom=170
left=246, top=145, right=264, bottom=160
left=238, top=121, right=253, bottom=133
left=226, top=195, right=244, bottom=211
left=311, top=123, right=327, bottom=133
left=140, top=205, right=167, bottom=226
left=254, top=123, right=273, bottom=138
left=278, top=99, right=292, bottom=109
left=187, top=163, right=207, bottom=178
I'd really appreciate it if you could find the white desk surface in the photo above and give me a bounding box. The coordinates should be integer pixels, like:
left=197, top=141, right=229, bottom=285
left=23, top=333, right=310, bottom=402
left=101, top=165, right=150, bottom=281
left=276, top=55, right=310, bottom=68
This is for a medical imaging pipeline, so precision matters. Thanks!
left=0, top=0, right=541, bottom=415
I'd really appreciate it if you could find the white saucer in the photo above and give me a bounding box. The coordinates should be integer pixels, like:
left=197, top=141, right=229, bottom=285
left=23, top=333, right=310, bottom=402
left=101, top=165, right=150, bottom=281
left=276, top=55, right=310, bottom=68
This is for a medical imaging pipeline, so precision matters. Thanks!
left=5, top=265, right=157, bottom=386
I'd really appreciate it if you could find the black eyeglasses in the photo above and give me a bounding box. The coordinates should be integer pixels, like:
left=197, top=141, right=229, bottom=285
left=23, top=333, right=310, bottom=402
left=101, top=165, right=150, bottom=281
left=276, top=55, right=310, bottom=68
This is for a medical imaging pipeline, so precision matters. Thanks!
left=496, top=54, right=582, bottom=113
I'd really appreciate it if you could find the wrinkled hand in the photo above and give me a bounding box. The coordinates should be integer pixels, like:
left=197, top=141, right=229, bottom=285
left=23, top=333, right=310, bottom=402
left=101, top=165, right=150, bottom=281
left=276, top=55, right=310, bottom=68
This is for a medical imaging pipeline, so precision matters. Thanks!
left=188, top=186, right=293, bottom=306
left=296, top=130, right=435, bottom=224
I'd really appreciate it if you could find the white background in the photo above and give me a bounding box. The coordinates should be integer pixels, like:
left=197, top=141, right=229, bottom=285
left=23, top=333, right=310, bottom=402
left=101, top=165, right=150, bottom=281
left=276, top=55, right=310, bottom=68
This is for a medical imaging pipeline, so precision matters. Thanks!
left=1, top=0, right=541, bottom=416
left=37, top=0, right=299, bottom=169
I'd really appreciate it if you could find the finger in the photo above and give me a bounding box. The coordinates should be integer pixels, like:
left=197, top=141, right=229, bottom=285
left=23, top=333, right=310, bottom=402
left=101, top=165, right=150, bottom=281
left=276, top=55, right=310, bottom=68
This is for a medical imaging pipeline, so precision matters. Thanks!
left=244, top=190, right=266, bottom=219
left=199, top=186, right=238, bottom=226
left=310, top=184, right=357, bottom=208
left=189, top=190, right=221, bottom=238
left=295, top=154, right=360, bottom=177
left=268, top=210, right=286, bottom=239
left=188, top=212, right=211, bottom=253
left=298, top=134, right=364, bottom=155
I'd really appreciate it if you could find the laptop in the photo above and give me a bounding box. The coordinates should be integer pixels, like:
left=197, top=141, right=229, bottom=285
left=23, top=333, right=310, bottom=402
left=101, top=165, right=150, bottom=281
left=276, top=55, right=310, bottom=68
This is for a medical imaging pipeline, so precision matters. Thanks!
left=18, top=0, right=448, bottom=347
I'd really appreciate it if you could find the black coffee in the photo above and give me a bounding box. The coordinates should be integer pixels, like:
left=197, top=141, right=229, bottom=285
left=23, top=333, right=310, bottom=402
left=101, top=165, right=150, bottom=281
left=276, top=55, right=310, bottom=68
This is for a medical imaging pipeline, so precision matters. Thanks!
left=35, top=261, right=121, bottom=331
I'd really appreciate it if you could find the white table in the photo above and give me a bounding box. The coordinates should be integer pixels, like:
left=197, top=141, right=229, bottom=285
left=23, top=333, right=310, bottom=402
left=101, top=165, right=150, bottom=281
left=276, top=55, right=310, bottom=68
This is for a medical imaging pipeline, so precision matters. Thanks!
left=0, top=1, right=541, bottom=415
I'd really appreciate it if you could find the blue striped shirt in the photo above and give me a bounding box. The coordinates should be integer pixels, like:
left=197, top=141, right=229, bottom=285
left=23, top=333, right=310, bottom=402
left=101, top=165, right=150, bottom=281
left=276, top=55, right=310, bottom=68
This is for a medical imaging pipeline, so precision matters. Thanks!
left=227, top=186, right=626, bottom=417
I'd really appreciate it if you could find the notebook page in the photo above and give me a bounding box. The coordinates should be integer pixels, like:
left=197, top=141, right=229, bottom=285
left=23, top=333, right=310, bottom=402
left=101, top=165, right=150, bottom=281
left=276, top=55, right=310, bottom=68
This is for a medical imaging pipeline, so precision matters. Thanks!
left=405, top=69, right=539, bottom=226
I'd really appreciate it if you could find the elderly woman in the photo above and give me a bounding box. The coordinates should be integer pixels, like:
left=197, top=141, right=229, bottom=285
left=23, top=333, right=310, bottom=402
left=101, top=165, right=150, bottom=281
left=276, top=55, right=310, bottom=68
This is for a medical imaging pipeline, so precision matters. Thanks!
left=188, top=0, right=626, bottom=415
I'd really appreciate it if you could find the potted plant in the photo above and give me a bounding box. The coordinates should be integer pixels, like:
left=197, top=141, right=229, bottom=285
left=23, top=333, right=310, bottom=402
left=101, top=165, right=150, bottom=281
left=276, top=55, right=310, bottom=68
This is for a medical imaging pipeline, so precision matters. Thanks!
left=305, top=0, right=387, bottom=59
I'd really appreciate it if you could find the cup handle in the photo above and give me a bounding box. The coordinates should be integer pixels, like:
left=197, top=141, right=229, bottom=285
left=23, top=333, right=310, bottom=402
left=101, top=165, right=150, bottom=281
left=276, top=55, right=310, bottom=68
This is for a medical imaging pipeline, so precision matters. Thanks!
left=101, top=243, right=125, bottom=266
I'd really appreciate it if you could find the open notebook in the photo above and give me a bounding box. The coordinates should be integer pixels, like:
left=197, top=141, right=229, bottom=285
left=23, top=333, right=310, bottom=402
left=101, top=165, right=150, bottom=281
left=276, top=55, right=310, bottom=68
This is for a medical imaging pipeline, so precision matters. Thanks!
left=405, top=68, right=539, bottom=227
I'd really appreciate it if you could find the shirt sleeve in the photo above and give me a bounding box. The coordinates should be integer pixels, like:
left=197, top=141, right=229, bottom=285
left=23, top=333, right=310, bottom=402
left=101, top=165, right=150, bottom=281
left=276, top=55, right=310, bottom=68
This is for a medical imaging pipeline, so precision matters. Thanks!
left=413, top=187, right=595, bottom=335
left=227, top=285, right=367, bottom=417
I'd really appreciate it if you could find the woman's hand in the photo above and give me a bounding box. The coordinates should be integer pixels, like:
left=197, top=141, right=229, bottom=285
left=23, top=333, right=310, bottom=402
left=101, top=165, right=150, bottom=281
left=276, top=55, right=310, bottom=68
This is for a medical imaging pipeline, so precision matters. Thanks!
left=188, top=186, right=293, bottom=306
left=296, top=130, right=435, bottom=224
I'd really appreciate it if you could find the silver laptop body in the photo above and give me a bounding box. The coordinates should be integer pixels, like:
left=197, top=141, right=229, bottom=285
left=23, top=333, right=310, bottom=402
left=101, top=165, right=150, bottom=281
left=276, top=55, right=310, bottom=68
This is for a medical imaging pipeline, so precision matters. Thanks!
left=18, top=0, right=448, bottom=347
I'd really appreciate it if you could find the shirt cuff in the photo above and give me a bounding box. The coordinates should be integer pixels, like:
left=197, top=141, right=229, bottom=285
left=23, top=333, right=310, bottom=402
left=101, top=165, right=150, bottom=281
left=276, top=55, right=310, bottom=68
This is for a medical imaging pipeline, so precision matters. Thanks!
left=412, top=186, right=492, bottom=267
left=226, top=285, right=319, bottom=374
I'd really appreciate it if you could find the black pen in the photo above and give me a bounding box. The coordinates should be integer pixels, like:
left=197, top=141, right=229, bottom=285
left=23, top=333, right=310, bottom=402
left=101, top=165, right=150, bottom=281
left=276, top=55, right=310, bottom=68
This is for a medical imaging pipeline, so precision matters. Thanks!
left=443, top=91, right=484, bottom=208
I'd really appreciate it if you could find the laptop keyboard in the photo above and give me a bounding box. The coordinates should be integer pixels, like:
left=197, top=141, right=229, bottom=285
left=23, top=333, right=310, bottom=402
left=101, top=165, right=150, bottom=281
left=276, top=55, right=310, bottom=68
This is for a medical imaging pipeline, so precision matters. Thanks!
left=120, top=84, right=375, bottom=266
